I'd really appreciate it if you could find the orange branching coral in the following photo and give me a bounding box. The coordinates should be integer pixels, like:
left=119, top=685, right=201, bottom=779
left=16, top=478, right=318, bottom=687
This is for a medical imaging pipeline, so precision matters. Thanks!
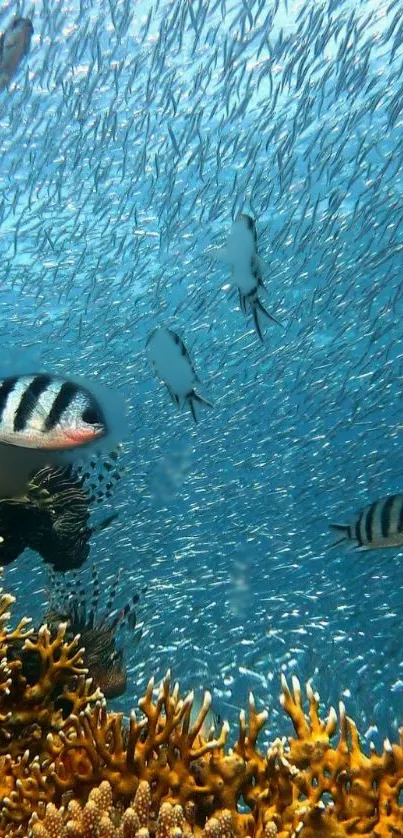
left=0, top=580, right=403, bottom=836
left=3, top=620, right=102, bottom=759
left=248, top=674, right=403, bottom=838
left=48, top=674, right=234, bottom=804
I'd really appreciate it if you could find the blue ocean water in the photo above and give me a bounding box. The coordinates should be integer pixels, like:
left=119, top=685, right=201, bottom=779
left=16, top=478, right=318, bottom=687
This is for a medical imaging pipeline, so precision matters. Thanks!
left=1, top=0, right=403, bottom=753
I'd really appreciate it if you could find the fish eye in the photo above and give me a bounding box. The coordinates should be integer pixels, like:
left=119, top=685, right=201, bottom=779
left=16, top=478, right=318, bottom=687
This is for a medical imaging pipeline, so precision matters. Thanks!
left=82, top=406, right=103, bottom=426
left=11, top=18, right=21, bottom=29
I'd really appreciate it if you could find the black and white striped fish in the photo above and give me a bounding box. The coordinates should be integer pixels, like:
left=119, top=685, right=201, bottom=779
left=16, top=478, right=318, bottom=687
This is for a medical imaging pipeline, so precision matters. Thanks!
left=330, top=494, right=403, bottom=550
left=146, top=326, right=212, bottom=422
left=213, top=213, right=283, bottom=341
left=0, top=17, right=33, bottom=92
left=0, top=372, right=127, bottom=499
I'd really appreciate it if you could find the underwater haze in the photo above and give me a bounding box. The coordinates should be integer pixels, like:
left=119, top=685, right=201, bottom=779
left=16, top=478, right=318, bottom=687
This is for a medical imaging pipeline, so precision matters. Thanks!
left=2, top=0, right=403, bottom=751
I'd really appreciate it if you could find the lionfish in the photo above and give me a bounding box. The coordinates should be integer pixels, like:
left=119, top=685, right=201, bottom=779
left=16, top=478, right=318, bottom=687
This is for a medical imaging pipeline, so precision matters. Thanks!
left=45, top=565, right=145, bottom=699
left=11, top=565, right=145, bottom=704
left=0, top=453, right=122, bottom=571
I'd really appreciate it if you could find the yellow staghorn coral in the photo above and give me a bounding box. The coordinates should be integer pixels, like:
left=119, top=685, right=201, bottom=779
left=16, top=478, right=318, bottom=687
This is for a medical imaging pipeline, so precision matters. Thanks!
left=2, top=620, right=101, bottom=760
left=0, top=578, right=403, bottom=836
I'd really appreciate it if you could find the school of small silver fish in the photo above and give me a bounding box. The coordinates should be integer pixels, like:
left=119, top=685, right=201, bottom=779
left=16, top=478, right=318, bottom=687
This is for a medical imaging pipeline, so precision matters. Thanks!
left=2, top=0, right=403, bottom=746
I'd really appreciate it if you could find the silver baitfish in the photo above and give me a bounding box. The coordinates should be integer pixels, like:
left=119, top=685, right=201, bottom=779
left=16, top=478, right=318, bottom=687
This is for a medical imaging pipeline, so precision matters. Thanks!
left=0, top=372, right=127, bottom=499
left=0, top=17, right=33, bottom=92
left=146, top=326, right=212, bottom=422
left=213, top=213, right=283, bottom=341
left=330, top=495, right=403, bottom=550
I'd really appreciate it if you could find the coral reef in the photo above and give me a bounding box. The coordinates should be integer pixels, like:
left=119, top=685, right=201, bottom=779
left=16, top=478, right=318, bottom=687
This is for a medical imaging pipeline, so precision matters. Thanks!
left=0, top=575, right=401, bottom=837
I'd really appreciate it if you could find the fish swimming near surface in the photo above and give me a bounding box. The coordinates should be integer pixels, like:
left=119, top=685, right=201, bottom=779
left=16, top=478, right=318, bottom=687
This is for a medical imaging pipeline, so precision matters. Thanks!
left=0, top=372, right=127, bottom=499
left=213, top=213, right=283, bottom=341
left=146, top=326, right=212, bottom=422
left=330, top=494, right=403, bottom=550
left=0, top=17, right=33, bottom=92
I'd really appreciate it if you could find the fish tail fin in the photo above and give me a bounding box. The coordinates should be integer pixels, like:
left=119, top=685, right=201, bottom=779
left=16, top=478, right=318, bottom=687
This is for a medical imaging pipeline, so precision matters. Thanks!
left=189, top=398, right=198, bottom=423
left=256, top=297, right=284, bottom=328
left=239, top=291, right=247, bottom=314
left=329, top=523, right=350, bottom=548
left=188, top=391, right=213, bottom=423
left=252, top=306, right=264, bottom=342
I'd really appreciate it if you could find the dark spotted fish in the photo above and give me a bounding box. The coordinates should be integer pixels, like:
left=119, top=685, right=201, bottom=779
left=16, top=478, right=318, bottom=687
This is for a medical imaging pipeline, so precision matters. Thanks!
left=0, top=17, right=33, bottom=92
left=213, top=213, right=283, bottom=341
left=330, top=494, right=403, bottom=550
left=0, top=372, right=127, bottom=499
left=146, top=326, right=212, bottom=422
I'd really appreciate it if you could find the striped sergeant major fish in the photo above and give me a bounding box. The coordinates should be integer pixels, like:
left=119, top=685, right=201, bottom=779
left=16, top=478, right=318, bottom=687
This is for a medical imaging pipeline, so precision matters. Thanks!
left=212, top=213, right=283, bottom=342
left=146, top=326, right=212, bottom=423
left=0, top=372, right=127, bottom=499
left=330, top=494, right=403, bottom=550
left=0, top=17, right=33, bottom=92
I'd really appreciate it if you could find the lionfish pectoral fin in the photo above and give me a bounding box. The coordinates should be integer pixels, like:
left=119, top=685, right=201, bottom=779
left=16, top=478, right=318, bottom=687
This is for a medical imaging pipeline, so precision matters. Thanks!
left=133, top=627, right=143, bottom=645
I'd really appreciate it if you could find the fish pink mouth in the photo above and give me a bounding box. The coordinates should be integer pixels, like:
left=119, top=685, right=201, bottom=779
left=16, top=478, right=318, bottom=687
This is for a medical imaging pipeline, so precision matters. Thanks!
left=38, top=425, right=105, bottom=450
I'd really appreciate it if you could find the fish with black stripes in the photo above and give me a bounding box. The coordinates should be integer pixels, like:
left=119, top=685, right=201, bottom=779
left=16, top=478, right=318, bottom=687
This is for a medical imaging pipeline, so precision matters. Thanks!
left=330, top=494, right=403, bottom=550
left=0, top=372, right=127, bottom=499
left=146, top=326, right=212, bottom=422
left=212, top=213, right=283, bottom=341
left=0, top=17, right=33, bottom=92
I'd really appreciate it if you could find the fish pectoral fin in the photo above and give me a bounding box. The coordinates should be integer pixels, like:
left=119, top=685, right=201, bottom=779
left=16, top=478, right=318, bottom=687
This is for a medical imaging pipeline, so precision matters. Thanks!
left=239, top=291, right=247, bottom=314
left=188, top=391, right=213, bottom=423
left=167, top=387, right=180, bottom=407
left=256, top=297, right=284, bottom=328
left=189, top=397, right=198, bottom=423
left=192, top=391, right=213, bottom=409
left=252, top=306, right=264, bottom=342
